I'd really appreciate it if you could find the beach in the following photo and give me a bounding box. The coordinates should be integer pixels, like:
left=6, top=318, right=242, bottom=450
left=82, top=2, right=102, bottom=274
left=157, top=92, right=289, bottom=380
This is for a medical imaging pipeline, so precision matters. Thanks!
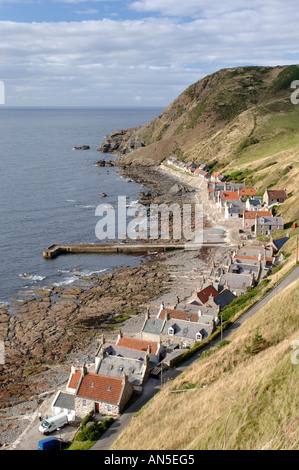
left=0, top=161, right=240, bottom=448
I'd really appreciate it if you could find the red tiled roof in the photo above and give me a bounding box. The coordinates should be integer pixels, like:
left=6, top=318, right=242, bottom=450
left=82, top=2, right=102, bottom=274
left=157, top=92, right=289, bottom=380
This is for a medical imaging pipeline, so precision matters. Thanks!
left=76, top=373, right=123, bottom=404
left=244, top=210, right=272, bottom=219
left=159, top=308, right=198, bottom=323
left=234, top=254, right=261, bottom=261
left=267, top=189, right=287, bottom=199
left=219, top=191, right=240, bottom=200
left=239, top=188, right=257, bottom=196
left=117, top=336, right=159, bottom=355
left=197, top=285, right=219, bottom=304
left=194, top=168, right=201, bottom=174
left=68, top=370, right=81, bottom=390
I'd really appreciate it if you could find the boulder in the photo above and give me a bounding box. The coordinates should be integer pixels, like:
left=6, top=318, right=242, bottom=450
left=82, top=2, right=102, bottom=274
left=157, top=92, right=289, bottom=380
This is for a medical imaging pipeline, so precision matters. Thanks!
left=73, top=145, right=90, bottom=150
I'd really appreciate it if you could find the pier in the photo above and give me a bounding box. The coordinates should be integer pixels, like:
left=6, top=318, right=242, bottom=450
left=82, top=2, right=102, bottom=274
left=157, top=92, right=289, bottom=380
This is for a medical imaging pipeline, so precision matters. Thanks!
left=43, top=240, right=227, bottom=259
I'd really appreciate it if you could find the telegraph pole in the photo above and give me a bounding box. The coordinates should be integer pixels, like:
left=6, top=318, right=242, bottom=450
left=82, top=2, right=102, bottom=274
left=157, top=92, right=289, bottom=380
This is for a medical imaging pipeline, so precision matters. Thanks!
left=221, top=315, right=223, bottom=342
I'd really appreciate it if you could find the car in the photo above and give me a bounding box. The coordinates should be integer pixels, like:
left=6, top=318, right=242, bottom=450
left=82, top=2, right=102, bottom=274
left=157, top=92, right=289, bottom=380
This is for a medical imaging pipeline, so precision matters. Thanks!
left=38, top=437, right=66, bottom=450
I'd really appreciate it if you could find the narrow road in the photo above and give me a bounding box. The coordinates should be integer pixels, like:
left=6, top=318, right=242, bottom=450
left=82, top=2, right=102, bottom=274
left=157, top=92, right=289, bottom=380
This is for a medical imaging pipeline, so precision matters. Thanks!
left=91, top=264, right=299, bottom=450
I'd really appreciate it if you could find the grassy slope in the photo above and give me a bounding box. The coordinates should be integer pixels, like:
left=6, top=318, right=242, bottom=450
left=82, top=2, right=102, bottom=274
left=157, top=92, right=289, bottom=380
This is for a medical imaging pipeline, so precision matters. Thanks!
left=111, top=251, right=299, bottom=450
left=119, top=65, right=299, bottom=224
left=108, top=67, right=299, bottom=450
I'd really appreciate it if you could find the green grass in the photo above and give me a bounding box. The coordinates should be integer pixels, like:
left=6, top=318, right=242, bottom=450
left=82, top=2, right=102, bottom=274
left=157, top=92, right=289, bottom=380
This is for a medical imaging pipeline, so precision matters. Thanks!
left=67, top=416, right=114, bottom=450
left=270, top=110, right=299, bottom=130
left=67, top=440, right=96, bottom=450
left=236, top=129, right=299, bottom=165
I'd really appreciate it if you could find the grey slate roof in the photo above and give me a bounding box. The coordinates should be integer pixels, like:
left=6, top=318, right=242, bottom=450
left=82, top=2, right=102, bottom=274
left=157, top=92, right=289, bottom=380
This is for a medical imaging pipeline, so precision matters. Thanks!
left=248, top=199, right=262, bottom=208
left=101, top=343, right=146, bottom=361
left=213, top=289, right=236, bottom=308
left=256, top=216, right=284, bottom=226
left=228, top=263, right=259, bottom=276
left=272, top=237, right=289, bottom=251
left=219, top=273, right=253, bottom=290
left=177, top=302, right=219, bottom=317
left=142, top=317, right=164, bottom=335
left=96, top=355, right=147, bottom=386
left=237, top=247, right=269, bottom=258
left=161, top=319, right=212, bottom=341
left=53, top=391, right=75, bottom=411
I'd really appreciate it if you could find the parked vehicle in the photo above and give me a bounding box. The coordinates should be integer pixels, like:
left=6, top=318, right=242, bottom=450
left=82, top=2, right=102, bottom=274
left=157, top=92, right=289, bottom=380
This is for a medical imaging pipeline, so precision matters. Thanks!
left=38, top=437, right=63, bottom=450
left=39, top=412, right=68, bottom=435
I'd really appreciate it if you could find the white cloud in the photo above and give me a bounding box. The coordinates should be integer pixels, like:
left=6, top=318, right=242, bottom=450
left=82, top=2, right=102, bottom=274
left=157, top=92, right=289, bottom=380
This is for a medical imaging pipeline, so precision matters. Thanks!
left=0, top=1, right=299, bottom=106
left=74, top=9, right=99, bottom=14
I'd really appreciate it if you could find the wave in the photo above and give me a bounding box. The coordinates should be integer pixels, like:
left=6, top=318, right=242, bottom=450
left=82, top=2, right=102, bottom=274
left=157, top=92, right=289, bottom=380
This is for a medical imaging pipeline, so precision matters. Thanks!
left=78, top=205, right=96, bottom=210
left=52, top=277, right=76, bottom=287
left=78, top=268, right=108, bottom=277
left=19, top=273, right=46, bottom=281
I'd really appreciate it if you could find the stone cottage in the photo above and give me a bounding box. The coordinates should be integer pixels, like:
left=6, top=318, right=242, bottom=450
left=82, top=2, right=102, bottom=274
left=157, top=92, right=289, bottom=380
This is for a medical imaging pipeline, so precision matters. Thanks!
left=62, top=364, right=134, bottom=418
left=263, top=189, right=287, bottom=206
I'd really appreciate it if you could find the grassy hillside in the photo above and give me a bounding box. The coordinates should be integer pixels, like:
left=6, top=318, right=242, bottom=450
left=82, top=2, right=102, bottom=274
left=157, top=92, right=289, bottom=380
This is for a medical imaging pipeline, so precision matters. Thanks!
left=111, top=251, right=299, bottom=450
left=101, top=65, right=299, bottom=224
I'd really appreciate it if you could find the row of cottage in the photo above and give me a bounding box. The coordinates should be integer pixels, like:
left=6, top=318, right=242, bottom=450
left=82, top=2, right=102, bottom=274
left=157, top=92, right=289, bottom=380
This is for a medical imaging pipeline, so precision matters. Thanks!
left=51, top=240, right=287, bottom=421
left=168, top=156, right=286, bottom=236
left=50, top=159, right=289, bottom=421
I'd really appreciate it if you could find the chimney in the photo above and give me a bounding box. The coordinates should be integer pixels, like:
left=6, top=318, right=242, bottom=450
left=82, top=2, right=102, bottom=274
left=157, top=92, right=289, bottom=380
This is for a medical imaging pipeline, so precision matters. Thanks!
left=122, top=373, right=129, bottom=387
left=117, top=330, right=123, bottom=341
left=158, top=302, right=164, bottom=316
left=71, top=364, right=76, bottom=375
left=82, top=363, right=87, bottom=376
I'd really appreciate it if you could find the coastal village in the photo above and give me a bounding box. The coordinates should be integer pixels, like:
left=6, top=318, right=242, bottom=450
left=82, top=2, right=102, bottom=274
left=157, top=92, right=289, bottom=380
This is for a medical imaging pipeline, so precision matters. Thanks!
left=48, top=156, right=291, bottom=426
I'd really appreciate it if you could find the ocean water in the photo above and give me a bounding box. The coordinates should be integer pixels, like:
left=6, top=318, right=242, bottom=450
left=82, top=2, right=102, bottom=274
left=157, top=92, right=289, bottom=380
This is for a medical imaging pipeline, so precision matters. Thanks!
left=0, top=106, right=163, bottom=306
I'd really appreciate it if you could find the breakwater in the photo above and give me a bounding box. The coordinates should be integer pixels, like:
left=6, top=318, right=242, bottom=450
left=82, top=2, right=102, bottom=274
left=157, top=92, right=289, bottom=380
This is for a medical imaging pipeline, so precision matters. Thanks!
left=43, top=240, right=227, bottom=259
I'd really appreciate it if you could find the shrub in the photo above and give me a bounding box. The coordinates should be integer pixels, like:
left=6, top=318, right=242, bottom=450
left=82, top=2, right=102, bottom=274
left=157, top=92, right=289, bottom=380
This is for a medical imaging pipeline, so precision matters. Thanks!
left=74, top=416, right=114, bottom=442
left=81, top=413, right=94, bottom=427
left=244, top=329, right=269, bottom=355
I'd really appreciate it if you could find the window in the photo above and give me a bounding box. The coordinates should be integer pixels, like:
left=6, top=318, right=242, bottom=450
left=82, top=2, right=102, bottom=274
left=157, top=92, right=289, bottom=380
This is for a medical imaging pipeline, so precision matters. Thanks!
left=196, top=332, right=203, bottom=341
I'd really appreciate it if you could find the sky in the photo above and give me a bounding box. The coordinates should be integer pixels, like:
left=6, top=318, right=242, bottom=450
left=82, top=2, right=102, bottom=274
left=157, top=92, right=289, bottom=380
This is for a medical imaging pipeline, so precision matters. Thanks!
left=0, top=0, right=298, bottom=107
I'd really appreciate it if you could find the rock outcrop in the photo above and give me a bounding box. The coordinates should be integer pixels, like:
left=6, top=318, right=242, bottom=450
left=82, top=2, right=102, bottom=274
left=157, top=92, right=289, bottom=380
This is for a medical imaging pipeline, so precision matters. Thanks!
left=73, top=145, right=90, bottom=150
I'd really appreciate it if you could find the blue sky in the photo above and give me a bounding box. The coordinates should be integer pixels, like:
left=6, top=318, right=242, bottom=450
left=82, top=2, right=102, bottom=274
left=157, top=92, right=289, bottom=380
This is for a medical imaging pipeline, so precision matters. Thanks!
left=0, top=0, right=298, bottom=106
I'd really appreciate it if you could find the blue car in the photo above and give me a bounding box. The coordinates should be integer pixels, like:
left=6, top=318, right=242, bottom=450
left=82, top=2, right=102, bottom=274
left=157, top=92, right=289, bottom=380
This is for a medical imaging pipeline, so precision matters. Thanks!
left=38, top=437, right=66, bottom=450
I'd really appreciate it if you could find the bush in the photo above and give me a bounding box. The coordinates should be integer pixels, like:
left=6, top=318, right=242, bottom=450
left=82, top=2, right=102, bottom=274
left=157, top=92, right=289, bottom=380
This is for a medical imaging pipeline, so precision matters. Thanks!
left=81, top=413, right=94, bottom=427
left=74, top=416, right=114, bottom=442
left=244, top=329, right=269, bottom=355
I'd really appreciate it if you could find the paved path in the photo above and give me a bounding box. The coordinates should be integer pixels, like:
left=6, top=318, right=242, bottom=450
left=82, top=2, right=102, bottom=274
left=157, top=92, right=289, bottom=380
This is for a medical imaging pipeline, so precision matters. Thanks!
left=91, top=263, right=299, bottom=450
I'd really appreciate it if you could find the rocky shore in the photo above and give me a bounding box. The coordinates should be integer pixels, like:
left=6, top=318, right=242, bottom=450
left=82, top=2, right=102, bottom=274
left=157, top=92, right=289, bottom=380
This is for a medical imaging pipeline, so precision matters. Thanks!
left=0, top=159, right=232, bottom=447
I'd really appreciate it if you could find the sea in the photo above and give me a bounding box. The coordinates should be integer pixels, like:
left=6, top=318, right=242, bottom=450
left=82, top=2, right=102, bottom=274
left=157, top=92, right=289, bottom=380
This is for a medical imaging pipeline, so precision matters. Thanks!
left=0, top=106, right=163, bottom=308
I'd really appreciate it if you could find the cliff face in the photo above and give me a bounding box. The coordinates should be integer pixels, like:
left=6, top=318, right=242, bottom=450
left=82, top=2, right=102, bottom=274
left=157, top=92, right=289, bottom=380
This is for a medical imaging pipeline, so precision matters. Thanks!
left=98, top=127, right=145, bottom=154
left=98, top=64, right=299, bottom=170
